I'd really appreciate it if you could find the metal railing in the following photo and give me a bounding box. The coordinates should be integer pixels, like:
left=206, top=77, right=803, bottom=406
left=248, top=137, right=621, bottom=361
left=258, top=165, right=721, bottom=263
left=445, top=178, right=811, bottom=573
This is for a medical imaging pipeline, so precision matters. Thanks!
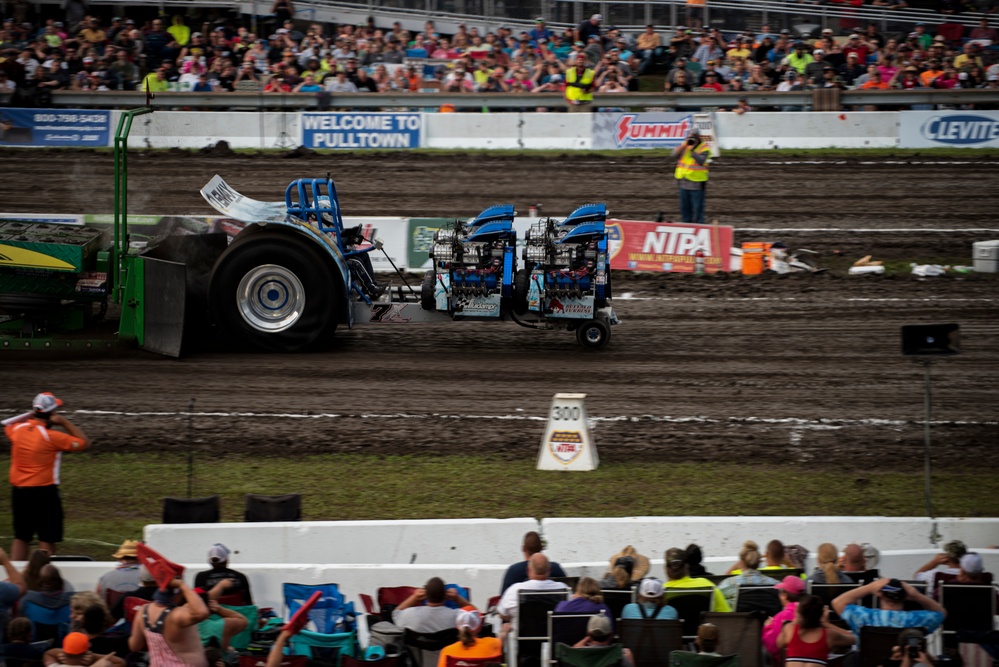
left=47, top=88, right=999, bottom=109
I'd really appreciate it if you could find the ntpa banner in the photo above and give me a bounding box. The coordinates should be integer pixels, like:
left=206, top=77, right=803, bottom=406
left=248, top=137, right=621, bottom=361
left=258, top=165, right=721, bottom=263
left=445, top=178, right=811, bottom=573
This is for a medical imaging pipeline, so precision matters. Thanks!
left=607, top=219, right=733, bottom=273
left=899, top=110, right=999, bottom=148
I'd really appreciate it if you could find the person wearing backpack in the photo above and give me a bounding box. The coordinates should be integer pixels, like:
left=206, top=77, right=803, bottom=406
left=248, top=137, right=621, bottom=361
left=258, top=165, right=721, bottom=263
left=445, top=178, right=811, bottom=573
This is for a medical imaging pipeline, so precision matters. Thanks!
left=621, top=578, right=678, bottom=620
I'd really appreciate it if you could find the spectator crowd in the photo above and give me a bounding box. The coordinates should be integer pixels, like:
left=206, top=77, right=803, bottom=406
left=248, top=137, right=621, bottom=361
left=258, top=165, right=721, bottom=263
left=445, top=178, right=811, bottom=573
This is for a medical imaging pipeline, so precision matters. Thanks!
left=0, top=4, right=997, bottom=110
left=0, top=530, right=993, bottom=666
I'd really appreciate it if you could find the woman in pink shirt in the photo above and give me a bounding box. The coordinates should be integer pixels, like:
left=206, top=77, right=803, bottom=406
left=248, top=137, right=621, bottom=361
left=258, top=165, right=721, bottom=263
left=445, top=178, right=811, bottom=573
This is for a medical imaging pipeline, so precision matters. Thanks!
left=762, top=576, right=806, bottom=662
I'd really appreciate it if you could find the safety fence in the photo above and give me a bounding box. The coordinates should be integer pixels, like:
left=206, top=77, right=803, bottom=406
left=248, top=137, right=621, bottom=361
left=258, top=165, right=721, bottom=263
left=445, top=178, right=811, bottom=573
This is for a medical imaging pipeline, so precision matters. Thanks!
left=3, top=108, right=998, bottom=149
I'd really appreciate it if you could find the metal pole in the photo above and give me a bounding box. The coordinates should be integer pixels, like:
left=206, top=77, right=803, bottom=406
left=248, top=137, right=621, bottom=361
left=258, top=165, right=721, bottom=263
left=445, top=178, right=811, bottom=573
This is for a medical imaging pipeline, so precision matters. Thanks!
left=923, top=360, right=933, bottom=519
left=187, top=397, right=196, bottom=498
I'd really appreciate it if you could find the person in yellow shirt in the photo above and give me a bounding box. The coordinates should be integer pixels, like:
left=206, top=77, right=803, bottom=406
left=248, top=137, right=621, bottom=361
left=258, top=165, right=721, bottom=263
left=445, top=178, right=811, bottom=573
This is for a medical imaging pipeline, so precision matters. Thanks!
left=726, top=37, right=752, bottom=60
left=953, top=43, right=984, bottom=71
left=664, top=547, right=731, bottom=612
left=564, top=52, right=595, bottom=111
left=141, top=66, right=170, bottom=92
left=636, top=25, right=662, bottom=74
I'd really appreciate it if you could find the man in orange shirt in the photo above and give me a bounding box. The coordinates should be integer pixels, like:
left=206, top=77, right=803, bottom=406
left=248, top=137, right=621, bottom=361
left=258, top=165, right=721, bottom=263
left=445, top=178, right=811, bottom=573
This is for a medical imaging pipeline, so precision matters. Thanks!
left=5, top=392, right=90, bottom=560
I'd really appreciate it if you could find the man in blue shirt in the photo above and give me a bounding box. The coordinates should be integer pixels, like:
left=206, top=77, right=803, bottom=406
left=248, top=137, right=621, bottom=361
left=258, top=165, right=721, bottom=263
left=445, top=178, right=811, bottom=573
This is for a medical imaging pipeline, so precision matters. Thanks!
left=832, top=578, right=945, bottom=641
left=0, top=547, right=27, bottom=642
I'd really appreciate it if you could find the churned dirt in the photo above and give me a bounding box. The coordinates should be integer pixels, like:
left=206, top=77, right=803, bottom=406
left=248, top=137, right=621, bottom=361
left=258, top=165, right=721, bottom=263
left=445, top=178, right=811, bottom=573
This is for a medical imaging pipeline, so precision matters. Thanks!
left=0, top=148, right=997, bottom=472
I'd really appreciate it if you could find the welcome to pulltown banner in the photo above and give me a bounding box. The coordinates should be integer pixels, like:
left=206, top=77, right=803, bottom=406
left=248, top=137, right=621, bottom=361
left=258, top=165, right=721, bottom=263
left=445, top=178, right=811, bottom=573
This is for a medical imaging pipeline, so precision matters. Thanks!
left=301, top=112, right=422, bottom=149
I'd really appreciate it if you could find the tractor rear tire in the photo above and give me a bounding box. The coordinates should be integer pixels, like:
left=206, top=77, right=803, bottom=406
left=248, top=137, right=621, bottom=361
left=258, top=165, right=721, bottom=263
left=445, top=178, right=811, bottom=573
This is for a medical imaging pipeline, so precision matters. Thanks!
left=420, top=270, right=437, bottom=311
left=209, top=231, right=338, bottom=352
left=575, top=318, right=611, bottom=350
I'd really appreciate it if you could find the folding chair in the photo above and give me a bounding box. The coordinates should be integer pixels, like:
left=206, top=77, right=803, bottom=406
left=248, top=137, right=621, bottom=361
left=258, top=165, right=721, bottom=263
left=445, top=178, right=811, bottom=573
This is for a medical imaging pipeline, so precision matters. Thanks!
left=898, top=581, right=929, bottom=612
left=244, top=493, right=302, bottom=522
left=283, top=583, right=352, bottom=634
left=517, top=589, right=571, bottom=667
left=444, top=657, right=503, bottom=667
left=162, top=495, right=220, bottom=523
left=733, top=586, right=782, bottom=618
left=668, top=650, right=740, bottom=667
left=702, top=612, right=761, bottom=667
left=940, top=583, right=997, bottom=648
left=842, top=569, right=879, bottom=585
left=808, top=583, right=864, bottom=621
left=123, top=596, right=148, bottom=624
left=342, top=656, right=398, bottom=667
left=359, top=593, right=376, bottom=614
left=859, top=626, right=910, bottom=667
left=663, top=590, right=712, bottom=640
left=599, top=589, right=635, bottom=621
left=555, top=642, right=624, bottom=667
left=288, top=628, right=357, bottom=665
left=757, top=568, right=803, bottom=580
left=617, top=618, right=684, bottom=667
left=20, top=599, right=71, bottom=643
left=404, top=627, right=459, bottom=667
left=552, top=577, right=581, bottom=590
left=549, top=612, right=598, bottom=656
left=377, top=586, right=416, bottom=623
left=198, top=603, right=259, bottom=650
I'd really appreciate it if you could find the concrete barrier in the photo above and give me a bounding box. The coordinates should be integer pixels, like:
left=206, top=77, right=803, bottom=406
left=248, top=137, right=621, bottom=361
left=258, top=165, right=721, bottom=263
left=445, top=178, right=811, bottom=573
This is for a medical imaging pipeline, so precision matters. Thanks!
left=113, top=110, right=303, bottom=150
left=713, top=112, right=899, bottom=149
left=423, top=112, right=592, bottom=150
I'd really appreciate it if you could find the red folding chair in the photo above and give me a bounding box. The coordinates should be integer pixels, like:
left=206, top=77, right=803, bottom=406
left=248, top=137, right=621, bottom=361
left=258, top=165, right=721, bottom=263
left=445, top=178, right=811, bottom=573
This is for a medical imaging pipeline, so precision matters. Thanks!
left=123, top=597, right=148, bottom=624
left=377, top=586, right=416, bottom=623
left=360, top=593, right=376, bottom=614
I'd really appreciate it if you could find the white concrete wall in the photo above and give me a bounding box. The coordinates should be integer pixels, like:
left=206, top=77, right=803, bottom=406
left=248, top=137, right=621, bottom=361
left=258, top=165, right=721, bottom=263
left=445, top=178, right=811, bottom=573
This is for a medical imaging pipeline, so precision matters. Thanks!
left=423, top=113, right=592, bottom=150
left=113, top=110, right=303, bottom=150
left=144, top=518, right=537, bottom=566
left=713, top=112, right=899, bottom=149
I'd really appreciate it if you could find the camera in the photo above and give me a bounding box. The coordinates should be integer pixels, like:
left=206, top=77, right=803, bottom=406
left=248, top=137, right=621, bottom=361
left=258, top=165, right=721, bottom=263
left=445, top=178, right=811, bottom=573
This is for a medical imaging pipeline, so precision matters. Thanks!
left=905, top=635, right=922, bottom=660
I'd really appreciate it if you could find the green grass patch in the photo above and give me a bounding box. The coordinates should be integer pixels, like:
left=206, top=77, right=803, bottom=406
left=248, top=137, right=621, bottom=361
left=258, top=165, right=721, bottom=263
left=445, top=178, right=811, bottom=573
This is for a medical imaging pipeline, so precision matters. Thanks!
left=0, top=453, right=994, bottom=560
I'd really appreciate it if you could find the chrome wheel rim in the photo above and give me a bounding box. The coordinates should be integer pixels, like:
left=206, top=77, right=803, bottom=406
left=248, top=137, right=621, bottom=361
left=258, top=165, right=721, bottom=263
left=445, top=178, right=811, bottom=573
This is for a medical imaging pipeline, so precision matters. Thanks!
left=236, top=264, right=305, bottom=332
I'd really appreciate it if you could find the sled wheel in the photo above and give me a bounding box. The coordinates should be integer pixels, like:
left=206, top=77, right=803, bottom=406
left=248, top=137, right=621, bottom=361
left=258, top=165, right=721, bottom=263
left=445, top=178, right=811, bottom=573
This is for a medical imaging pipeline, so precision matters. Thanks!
left=209, top=231, right=338, bottom=352
left=420, top=270, right=437, bottom=311
left=513, top=268, right=532, bottom=315
left=575, top=318, right=611, bottom=350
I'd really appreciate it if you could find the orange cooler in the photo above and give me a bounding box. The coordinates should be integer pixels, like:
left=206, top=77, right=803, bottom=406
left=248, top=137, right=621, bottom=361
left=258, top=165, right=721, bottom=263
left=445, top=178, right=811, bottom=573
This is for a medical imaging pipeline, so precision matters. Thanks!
left=741, top=242, right=771, bottom=275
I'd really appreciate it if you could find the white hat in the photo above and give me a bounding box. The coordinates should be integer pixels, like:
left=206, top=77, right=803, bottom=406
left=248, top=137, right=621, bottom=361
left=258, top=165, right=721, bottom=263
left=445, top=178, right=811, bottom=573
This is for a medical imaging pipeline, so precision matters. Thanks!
left=591, top=14, right=603, bottom=21
left=207, top=543, right=231, bottom=564
left=455, top=607, right=482, bottom=631
left=638, top=577, right=665, bottom=598
left=33, top=392, right=63, bottom=412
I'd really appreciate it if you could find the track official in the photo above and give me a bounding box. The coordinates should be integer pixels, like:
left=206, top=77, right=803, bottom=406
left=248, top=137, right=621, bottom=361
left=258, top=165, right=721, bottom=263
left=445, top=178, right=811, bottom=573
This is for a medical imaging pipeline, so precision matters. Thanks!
left=672, top=129, right=711, bottom=224
left=565, top=53, right=595, bottom=112
left=5, top=393, right=90, bottom=560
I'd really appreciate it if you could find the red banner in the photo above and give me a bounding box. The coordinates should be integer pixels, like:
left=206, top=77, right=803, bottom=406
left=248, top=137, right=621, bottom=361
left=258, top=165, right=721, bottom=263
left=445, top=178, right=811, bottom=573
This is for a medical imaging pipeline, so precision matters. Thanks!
left=607, top=219, right=733, bottom=273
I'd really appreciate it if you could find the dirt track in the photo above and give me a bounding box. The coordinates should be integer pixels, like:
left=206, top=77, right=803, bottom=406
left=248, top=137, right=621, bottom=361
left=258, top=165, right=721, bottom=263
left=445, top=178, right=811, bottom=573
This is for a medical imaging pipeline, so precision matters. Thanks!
left=0, top=149, right=997, bottom=474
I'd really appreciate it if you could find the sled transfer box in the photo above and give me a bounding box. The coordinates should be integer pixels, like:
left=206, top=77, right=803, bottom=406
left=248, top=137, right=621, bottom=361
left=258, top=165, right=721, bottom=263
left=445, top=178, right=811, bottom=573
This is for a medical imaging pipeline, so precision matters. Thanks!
left=973, top=240, right=999, bottom=273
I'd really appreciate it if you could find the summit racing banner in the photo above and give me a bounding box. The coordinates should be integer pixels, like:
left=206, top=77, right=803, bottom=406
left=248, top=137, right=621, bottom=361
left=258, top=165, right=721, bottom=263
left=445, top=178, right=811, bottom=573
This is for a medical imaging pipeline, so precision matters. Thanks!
left=0, top=109, right=109, bottom=147
left=301, top=113, right=421, bottom=149
left=592, top=112, right=718, bottom=154
left=607, top=219, right=732, bottom=273
left=899, top=110, right=999, bottom=148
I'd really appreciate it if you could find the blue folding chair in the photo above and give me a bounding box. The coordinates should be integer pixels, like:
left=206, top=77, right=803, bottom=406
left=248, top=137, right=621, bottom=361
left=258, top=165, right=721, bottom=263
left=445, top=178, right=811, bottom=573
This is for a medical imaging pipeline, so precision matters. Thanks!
left=283, top=583, right=355, bottom=634
left=21, top=599, right=71, bottom=643
left=288, top=628, right=357, bottom=664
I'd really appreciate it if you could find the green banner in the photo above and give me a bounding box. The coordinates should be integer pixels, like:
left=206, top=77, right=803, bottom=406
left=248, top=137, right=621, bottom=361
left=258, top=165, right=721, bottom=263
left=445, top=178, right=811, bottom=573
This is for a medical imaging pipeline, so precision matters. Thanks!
left=407, top=217, right=450, bottom=271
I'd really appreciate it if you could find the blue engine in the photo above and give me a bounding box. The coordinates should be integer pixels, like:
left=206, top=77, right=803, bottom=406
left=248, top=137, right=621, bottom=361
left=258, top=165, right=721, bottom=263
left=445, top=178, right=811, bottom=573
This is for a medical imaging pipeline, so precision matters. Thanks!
left=422, top=204, right=517, bottom=316
left=514, top=203, right=610, bottom=319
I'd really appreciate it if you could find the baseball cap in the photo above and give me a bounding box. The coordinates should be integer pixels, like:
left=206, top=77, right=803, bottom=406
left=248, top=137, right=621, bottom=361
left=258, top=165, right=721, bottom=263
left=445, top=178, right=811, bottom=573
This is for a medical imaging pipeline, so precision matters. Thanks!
left=666, top=547, right=687, bottom=568
left=880, top=578, right=907, bottom=602
left=775, top=575, right=805, bottom=595
left=813, top=49, right=824, bottom=55
left=33, top=392, right=63, bottom=412
left=207, top=543, right=230, bottom=564
left=587, top=613, right=612, bottom=640
left=591, top=14, right=603, bottom=21
left=455, top=606, right=482, bottom=631
left=697, top=623, right=719, bottom=645
left=63, top=632, right=90, bottom=655
left=638, top=577, right=664, bottom=598
left=535, top=17, right=545, bottom=22
left=960, top=553, right=984, bottom=574
left=849, top=33, right=860, bottom=39
left=822, top=28, right=834, bottom=34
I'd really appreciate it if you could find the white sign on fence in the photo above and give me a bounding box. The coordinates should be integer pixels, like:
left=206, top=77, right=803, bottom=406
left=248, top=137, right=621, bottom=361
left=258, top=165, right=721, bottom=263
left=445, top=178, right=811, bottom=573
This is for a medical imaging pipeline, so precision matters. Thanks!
left=899, top=110, right=999, bottom=148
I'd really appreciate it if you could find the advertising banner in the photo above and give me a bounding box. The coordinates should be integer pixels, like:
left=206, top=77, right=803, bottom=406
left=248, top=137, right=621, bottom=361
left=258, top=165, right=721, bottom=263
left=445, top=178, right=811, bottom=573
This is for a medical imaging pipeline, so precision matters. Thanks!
left=301, top=113, right=422, bottom=149
left=407, top=217, right=451, bottom=271
left=593, top=112, right=718, bottom=154
left=607, top=219, right=733, bottom=273
left=0, top=109, right=110, bottom=147
left=899, top=111, right=999, bottom=148
left=340, top=217, right=409, bottom=271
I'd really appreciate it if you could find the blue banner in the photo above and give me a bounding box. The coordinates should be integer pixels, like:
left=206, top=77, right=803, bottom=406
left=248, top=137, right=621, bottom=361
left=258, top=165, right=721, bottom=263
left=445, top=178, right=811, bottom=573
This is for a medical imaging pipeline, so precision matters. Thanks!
left=0, top=109, right=110, bottom=147
left=301, top=113, right=421, bottom=149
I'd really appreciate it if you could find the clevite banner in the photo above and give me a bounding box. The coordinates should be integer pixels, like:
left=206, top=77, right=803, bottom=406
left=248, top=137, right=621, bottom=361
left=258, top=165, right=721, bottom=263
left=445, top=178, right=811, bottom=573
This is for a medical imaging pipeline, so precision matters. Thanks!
left=898, top=110, right=999, bottom=148
left=607, top=219, right=733, bottom=273
left=301, top=112, right=421, bottom=149
left=592, top=112, right=718, bottom=154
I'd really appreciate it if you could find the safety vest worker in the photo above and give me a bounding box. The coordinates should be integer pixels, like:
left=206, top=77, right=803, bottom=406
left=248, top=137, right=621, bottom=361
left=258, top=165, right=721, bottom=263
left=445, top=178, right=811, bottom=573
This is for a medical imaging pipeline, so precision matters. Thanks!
left=565, top=54, right=595, bottom=110
left=672, top=129, right=711, bottom=224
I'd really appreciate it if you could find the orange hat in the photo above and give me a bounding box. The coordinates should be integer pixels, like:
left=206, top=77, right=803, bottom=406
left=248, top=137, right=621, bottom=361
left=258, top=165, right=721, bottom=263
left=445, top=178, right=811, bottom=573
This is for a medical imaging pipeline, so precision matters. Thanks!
left=63, top=632, right=90, bottom=655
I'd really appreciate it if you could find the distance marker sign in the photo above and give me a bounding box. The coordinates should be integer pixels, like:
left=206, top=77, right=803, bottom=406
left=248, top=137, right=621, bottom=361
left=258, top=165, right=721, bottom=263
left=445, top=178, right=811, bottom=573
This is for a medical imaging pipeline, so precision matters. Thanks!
left=537, top=393, right=598, bottom=471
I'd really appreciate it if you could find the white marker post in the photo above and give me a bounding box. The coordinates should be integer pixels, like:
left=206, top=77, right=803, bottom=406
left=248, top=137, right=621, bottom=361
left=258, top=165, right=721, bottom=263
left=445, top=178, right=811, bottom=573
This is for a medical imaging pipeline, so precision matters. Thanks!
left=536, top=393, right=598, bottom=471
